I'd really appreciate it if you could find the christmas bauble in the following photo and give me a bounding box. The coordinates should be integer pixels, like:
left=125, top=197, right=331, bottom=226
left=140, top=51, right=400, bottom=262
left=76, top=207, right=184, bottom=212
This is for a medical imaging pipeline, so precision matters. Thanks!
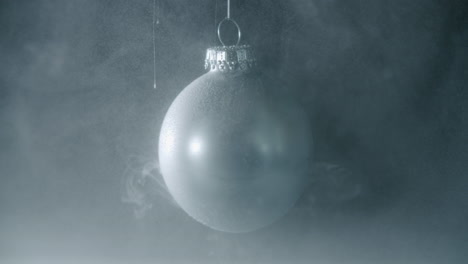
left=159, top=45, right=312, bottom=232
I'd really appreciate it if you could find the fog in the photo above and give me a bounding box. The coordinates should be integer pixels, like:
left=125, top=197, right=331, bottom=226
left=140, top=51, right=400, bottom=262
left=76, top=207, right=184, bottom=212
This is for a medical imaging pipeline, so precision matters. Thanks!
left=1, top=0, right=467, bottom=263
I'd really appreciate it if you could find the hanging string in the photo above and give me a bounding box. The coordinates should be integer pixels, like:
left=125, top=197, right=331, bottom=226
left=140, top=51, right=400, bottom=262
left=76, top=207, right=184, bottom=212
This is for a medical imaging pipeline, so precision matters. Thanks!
left=152, top=0, right=160, bottom=89
left=217, top=0, right=241, bottom=46
left=214, top=0, right=218, bottom=43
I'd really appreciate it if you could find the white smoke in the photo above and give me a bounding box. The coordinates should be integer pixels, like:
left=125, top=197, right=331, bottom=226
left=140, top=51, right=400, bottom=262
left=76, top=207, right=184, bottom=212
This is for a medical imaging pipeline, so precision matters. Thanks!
left=121, top=154, right=364, bottom=219
left=121, top=154, right=176, bottom=218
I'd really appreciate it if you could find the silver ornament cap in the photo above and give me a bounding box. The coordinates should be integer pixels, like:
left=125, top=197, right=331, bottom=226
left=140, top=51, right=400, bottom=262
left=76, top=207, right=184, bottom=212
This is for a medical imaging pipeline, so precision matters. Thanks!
left=204, top=45, right=257, bottom=73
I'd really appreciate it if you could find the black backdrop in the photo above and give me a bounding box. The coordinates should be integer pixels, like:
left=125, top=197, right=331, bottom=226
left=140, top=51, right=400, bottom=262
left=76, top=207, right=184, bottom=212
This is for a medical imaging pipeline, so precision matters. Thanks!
left=1, top=0, right=467, bottom=263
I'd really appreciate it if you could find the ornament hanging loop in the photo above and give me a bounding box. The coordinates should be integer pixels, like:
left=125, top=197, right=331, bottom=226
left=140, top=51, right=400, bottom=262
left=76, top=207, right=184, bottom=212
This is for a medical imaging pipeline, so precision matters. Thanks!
left=217, top=17, right=242, bottom=46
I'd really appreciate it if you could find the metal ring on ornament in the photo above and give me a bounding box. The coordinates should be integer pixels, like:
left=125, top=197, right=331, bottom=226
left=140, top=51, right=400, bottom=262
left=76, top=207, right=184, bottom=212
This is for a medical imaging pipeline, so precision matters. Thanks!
left=217, top=17, right=242, bottom=47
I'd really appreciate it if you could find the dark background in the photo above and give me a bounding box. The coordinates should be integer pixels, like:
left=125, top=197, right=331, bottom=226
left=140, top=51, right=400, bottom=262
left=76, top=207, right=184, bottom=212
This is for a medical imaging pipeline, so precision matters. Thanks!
left=1, top=0, right=467, bottom=263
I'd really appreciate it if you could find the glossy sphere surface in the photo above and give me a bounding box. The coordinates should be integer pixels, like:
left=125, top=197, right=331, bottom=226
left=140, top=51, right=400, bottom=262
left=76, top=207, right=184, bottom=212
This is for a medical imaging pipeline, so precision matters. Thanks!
left=159, top=71, right=312, bottom=233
